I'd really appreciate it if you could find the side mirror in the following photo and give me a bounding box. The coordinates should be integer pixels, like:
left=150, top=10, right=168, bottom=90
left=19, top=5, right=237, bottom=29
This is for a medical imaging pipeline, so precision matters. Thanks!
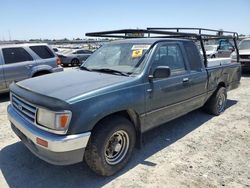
left=228, top=47, right=235, bottom=51
left=150, top=66, right=171, bottom=79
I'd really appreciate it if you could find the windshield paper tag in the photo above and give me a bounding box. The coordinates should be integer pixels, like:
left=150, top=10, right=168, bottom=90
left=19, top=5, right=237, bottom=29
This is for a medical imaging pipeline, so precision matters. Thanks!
left=131, top=45, right=150, bottom=50
left=132, top=49, right=143, bottom=58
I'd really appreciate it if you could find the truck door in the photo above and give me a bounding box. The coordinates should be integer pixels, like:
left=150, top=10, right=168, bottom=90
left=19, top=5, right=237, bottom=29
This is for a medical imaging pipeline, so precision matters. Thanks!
left=2, top=47, right=34, bottom=87
left=144, top=42, right=191, bottom=131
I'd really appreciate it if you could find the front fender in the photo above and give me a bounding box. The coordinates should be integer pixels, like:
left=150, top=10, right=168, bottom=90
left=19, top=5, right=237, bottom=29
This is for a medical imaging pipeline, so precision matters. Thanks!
left=67, top=83, right=146, bottom=134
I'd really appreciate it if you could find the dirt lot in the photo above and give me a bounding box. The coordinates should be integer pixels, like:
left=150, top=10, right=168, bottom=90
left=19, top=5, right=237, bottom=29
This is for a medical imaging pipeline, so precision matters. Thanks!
left=0, top=74, right=250, bottom=188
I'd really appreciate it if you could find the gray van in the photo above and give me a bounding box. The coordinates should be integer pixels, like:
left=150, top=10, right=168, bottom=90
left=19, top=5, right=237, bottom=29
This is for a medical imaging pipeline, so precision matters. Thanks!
left=0, top=43, right=63, bottom=93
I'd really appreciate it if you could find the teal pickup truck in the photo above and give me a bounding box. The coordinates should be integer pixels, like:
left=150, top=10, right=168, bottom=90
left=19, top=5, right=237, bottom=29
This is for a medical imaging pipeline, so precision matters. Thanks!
left=7, top=28, right=241, bottom=176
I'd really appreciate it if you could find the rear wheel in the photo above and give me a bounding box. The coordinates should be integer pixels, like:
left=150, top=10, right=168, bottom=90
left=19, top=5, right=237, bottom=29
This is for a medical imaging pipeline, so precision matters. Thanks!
left=204, top=87, right=227, bottom=115
left=84, top=116, right=136, bottom=176
left=71, top=59, right=80, bottom=66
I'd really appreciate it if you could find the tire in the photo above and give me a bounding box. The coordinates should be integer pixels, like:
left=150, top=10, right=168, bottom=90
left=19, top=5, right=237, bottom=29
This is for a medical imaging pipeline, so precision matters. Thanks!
left=211, top=55, right=216, bottom=58
left=204, top=87, right=227, bottom=115
left=84, top=115, right=136, bottom=176
left=71, top=59, right=80, bottom=66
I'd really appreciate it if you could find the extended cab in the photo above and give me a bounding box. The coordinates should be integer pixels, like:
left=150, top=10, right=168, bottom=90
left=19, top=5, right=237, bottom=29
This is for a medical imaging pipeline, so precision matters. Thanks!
left=7, top=29, right=241, bottom=176
left=0, top=43, right=63, bottom=93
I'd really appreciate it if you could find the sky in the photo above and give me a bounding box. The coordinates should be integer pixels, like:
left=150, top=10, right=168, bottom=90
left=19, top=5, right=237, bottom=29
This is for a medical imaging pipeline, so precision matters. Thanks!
left=0, top=0, right=249, bottom=40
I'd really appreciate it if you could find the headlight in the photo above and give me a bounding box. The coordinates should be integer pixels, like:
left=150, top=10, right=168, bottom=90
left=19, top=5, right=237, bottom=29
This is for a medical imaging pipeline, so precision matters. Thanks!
left=36, top=108, right=72, bottom=131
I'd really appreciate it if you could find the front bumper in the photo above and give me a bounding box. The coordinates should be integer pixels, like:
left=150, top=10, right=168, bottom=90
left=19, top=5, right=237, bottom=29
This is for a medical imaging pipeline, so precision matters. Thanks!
left=7, top=105, right=91, bottom=165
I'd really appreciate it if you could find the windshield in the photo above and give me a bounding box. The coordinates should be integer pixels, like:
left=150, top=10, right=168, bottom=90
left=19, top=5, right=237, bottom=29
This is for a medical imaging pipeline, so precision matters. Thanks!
left=82, top=43, right=150, bottom=75
left=205, top=45, right=217, bottom=51
left=239, top=40, right=250, bottom=50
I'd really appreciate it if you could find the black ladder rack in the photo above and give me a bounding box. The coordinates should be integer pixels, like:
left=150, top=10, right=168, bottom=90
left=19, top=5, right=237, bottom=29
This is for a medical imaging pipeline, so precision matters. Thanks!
left=85, top=28, right=239, bottom=67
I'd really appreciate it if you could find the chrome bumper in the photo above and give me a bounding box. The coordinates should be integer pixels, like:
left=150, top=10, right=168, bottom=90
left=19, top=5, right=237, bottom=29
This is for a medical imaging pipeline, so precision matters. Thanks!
left=8, top=105, right=91, bottom=165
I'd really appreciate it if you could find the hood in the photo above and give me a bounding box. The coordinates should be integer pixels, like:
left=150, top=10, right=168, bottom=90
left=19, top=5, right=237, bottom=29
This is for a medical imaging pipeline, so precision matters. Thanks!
left=239, top=49, right=250, bottom=55
left=17, top=69, right=132, bottom=102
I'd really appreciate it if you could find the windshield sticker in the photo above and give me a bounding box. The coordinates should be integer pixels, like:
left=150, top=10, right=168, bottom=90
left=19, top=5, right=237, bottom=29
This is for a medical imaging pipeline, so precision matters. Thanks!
left=132, top=49, right=143, bottom=58
left=131, top=45, right=150, bottom=50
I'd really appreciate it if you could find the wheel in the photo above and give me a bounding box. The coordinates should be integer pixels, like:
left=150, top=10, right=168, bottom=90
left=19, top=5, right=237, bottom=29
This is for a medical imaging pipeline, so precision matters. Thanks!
left=211, top=55, right=216, bottom=58
left=84, top=115, right=136, bottom=176
left=71, top=59, right=80, bottom=66
left=204, top=87, right=227, bottom=115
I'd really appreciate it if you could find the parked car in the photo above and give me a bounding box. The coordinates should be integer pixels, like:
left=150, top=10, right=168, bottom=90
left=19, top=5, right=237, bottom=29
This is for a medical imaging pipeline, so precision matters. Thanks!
left=52, top=47, right=59, bottom=53
left=0, top=43, right=63, bottom=94
left=204, top=40, right=235, bottom=58
left=204, top=45, right=219, bottom=58
left=7, top=29, right=241, bottom=176
left=231, top=38, right=250, bottom=71
left=57, top=49, right=93, bottom=66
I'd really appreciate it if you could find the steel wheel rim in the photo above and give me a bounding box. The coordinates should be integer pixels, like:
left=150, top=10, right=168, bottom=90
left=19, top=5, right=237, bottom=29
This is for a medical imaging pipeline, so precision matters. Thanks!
left=104, top=130, right=129, bottom=165
left=217, top=93, right=226, bottom=113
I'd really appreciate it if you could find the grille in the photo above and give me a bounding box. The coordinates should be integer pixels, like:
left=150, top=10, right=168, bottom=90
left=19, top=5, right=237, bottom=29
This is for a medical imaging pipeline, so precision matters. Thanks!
left=11, top=94, right=37, bottom=123
left=240, top=55, right=250, bottom=59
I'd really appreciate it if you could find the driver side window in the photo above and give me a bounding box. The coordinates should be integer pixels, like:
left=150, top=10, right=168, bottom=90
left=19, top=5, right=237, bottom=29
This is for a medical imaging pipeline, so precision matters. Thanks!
left=153, top=44, right=187, bottom=76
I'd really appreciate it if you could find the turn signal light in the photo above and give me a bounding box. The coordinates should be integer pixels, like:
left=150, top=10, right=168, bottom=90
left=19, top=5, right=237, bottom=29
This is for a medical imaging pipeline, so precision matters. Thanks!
left=59, top=115, right=69, bottom=128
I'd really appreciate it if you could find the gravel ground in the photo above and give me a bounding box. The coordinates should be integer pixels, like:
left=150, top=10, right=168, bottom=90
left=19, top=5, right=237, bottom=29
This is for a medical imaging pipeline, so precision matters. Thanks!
left=0, top=74, right=250, bottom=188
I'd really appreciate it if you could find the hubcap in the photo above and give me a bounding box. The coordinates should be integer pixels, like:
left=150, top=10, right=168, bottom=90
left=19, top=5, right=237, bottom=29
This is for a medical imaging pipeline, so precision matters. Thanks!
left=217, top=93, right=226, bottom=113
left=104, top=130, right=129, bottom=165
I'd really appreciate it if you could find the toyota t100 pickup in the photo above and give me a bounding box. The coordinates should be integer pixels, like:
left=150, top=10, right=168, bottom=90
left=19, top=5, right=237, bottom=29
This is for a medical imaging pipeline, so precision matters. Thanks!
left=7, top=28, right=241, bottom=176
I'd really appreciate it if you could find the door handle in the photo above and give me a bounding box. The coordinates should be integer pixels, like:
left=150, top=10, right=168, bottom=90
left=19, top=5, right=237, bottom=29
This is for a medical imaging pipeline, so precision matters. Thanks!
left=147, top=88, right=152, bottom=92
left=183, top=78, right=189, bottom=83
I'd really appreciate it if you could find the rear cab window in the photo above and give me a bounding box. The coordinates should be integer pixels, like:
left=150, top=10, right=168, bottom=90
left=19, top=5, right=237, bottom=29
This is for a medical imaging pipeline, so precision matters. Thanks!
left=29, top=45, right=55, bottom=59
left=2, top=47, right=33, bottom=64
left=183, top=42, right=203, bottom=71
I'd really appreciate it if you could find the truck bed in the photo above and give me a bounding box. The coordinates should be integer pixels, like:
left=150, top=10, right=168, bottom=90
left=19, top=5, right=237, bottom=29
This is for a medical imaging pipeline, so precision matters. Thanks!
left=207, top=58, right=231, bottom=67
left=206, top=61, right=241, bottom=93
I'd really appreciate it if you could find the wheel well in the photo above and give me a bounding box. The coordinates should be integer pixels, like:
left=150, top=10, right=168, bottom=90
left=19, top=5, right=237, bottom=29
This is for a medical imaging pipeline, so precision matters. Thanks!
left=32, top=70, right=51, bottom=77
left=94, top=110, right=142, bottom=148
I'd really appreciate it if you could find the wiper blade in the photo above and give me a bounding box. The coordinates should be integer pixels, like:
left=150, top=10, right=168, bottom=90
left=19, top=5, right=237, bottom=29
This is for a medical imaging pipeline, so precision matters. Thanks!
left=91, top=68, right=129, bottom=76
left=80, top=66, right=91, bottom=71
